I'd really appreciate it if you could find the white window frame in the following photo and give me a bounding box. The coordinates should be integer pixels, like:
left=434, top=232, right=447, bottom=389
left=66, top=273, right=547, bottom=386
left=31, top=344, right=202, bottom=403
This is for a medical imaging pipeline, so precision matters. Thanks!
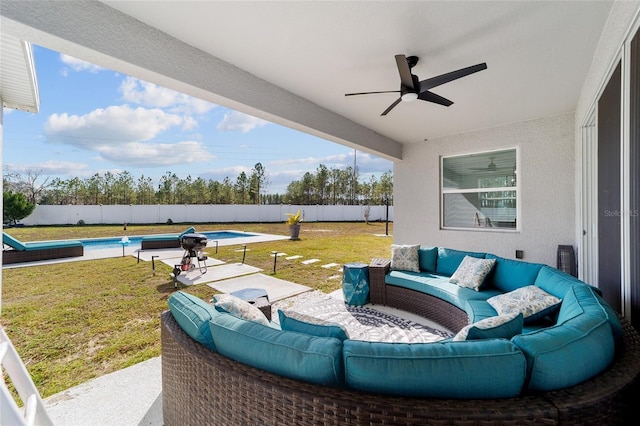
left=440, top=147, right=520, bottom=232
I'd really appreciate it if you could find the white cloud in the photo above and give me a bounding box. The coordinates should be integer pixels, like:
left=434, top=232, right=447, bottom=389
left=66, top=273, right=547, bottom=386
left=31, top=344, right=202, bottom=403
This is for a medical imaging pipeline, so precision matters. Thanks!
left=43, top=105, right=215, bottom=168
left=4, top=160, right=89, bottom=176
left=217, top=111, right=269, bottom=133
left=60, top=54, right=105, bottom=73
left=97, top=141, right=215, bottom=167
left=119, top=76, right=215, bottom=115
left=44, top=105, right=184, bottom=146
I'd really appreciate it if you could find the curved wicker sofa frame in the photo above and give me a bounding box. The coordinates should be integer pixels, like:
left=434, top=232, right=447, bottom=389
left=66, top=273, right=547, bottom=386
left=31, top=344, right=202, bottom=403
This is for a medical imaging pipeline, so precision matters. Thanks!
left=161, top=301, right=640, bottom=426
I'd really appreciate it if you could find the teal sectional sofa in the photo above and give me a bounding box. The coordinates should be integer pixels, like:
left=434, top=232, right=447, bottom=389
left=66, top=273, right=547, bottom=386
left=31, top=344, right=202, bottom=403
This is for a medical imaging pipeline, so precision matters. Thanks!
left=161, top=246, right=640, bottom=425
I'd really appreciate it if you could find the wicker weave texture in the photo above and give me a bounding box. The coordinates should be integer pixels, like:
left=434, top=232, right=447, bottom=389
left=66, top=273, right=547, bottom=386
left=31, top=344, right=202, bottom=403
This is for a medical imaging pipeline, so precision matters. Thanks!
left=369, top=258, right=390, bottom=305
left=385, top=284, right=470, bottom=333
left=140, top=239, right=181, bottom=250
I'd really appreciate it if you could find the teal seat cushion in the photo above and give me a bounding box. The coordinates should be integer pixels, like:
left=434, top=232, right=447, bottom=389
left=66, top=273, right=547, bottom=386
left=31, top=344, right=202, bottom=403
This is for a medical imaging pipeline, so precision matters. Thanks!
left=418, top=246, right=438, bottom=272
left=168, top=291, right=219, bottom=350
left=512, top=286, right=614, bottom=391
left=278, top=309, right=349, bottom=341
left=464, top=299, right=499, bottom=323
left=23, top=240, right=83, bottom=251
left=386, top=271, right=501, bottom=311
left=210, top=313, right=344, bottom=387
left=485, top=255, right=543, bottom=293
left=436, top=247, right=486, bottom=276
left=343, top=339, right=526, bottom=398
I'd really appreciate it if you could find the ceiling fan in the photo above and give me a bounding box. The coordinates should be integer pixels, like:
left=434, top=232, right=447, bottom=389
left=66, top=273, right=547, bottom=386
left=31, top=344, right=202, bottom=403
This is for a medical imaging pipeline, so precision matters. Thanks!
left=470, top=157, right=498, bottom=172
left=345, top=54, right=487, bottom=116
left=469, top=157, right=514, bottom=173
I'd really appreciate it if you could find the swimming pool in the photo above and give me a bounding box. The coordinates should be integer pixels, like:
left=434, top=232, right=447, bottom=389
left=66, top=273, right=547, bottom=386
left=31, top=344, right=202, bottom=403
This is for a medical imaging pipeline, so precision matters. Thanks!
left=80, top=231, right=255, bottom=250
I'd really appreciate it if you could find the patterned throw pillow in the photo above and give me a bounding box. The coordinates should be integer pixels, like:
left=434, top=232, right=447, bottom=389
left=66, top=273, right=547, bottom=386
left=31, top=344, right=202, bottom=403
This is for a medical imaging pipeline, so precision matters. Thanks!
left=449, top=256, right=496, bottom=291
left=453, top=313, right=523, bottom=341
left=213, top=293, right=269, bottom=325
left=390, top=244, right=420, bottom=272
left=487, top=286, right=561, bottom=324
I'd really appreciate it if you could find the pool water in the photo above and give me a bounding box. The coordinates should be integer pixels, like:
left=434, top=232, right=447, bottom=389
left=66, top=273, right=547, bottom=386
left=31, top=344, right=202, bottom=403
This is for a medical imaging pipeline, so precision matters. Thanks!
left=80, top=231, right=254, bottom=250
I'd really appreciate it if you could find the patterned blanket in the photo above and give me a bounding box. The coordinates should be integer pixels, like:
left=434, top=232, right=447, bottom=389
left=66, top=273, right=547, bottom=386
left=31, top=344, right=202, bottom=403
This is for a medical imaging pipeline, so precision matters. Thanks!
left=286, top=296, right=452, bottom=343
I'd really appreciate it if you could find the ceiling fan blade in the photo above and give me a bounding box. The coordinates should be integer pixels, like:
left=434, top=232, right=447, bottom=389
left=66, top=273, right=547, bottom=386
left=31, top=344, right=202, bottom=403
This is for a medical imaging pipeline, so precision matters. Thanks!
left=345, top=90, right=400, bottom=97
left=381, top=98, right=402, bottom=116
left=418, top=91, right=453, bottom=107
left=395, top=54, right=416, bottom=90
left=419, top=63, right=487, bottom=92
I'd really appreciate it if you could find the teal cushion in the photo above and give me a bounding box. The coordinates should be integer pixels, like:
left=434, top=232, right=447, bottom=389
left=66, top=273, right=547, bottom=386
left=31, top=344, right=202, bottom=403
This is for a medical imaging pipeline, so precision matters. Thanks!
left=210, top=313, right=343, bottom=387
left=418, top=246, right=438, bottom=272
left=278, top=309, right=349, bottom=341
left=3, top=232, right=27, bottom=251
left=534, top=265, right=585, bottom=299
left=23, top=240, right=83, bottom=251
left=453, top=313, right=523, bottom=341
left=343, top=339, right=526, bottom=398
left=168, top=291, right=219, bottom=350
left=512, top=286, right=614, bottom=391
left=179, top=226, right=196, bottom=237
left=436, top=248, right=485, bottom=276
left=485, top=255, right=543, bottom=293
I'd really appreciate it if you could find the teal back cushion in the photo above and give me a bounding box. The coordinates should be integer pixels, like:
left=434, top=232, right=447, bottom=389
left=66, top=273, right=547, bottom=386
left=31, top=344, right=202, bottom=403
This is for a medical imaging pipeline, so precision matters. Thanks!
left=436, top=248, right=485, bottom=276
left=534, top=265, right=586, bottom=299
left=418, top=246, right=438, bottom=272
left=343, top=339, right=526, bottom=398
left=210, top=313, right=344, bottom=387
left=2, top=232, right=26, bottom=251
left=278, top=310, right=349, bottom=341
left=454, top=313, right=523, bottom=341
left=179, top=226, right=196, bottom=237
left=168, top=291, right=219, bottom=351
left=485, top=255, right=543, bottom=293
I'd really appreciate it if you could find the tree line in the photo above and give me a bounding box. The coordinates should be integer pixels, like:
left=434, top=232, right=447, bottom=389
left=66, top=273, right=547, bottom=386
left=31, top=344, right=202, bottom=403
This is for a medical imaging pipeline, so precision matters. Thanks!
left=3, top=162, right=393, bottom=207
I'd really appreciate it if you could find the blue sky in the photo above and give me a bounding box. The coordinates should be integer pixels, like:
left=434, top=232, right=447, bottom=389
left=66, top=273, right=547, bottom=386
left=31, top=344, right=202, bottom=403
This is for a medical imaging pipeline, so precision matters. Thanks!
left=3, top=45, right=392, bottom=194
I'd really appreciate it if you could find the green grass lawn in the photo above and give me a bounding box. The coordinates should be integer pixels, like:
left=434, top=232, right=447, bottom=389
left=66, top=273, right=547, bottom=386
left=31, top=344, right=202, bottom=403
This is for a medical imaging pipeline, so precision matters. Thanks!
left=1, top=221, right=392, bottom=398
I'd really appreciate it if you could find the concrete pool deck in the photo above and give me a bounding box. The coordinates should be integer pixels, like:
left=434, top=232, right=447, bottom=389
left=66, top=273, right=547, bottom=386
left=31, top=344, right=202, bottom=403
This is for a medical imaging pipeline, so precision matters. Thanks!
left=2, top=231, right=289, bottom=269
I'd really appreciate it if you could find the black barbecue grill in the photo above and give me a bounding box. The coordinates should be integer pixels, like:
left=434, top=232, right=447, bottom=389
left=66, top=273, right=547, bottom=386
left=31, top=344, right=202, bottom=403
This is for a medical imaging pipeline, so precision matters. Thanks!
left=180, top=233, right=208, bottom=251
left=171, top=233, right=208, bottom=287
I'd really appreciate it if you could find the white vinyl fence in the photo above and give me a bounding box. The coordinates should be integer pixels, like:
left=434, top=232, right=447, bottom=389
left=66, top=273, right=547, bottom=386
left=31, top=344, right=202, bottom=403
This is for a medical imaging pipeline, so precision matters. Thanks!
left=21, top=204, right=394, bottom=226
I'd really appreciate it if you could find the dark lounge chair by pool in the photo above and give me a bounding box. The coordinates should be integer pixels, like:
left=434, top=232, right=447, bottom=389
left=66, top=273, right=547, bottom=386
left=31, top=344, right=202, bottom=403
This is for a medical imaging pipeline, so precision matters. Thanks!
left=140, top=227, right=196, bottom=250
left=2, top=232, right=84, bottom=264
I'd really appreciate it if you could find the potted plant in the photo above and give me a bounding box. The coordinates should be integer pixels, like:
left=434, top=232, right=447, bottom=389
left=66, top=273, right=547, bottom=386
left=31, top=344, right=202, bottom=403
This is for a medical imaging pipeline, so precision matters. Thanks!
left=286, top=210, right=302, bottom=240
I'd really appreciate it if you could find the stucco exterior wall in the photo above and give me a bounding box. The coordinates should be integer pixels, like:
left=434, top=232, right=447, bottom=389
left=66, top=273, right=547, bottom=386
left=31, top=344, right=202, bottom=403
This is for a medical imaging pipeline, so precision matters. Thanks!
left=394, top=112, right=575, bottom=267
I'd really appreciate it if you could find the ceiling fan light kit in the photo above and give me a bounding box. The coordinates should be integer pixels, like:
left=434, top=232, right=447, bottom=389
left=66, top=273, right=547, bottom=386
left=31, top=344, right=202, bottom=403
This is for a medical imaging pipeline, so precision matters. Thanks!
left=345, top=54, right=487, bottom=116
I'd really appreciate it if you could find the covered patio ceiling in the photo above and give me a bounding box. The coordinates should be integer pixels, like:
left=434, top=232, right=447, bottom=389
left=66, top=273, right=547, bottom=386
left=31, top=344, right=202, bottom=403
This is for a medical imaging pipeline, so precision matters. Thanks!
left=1, top=1, right=613, bottom=161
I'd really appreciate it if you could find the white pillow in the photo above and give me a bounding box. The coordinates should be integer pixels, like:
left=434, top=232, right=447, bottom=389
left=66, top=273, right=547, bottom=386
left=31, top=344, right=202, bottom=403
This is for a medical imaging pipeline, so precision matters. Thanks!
left=390, top=244, right=420, bottom=272
left=487, top=285, right=561, bottom=323
left=449, top=256, right=496, bottom=291
left=213, top=293, right=269, bottom=325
